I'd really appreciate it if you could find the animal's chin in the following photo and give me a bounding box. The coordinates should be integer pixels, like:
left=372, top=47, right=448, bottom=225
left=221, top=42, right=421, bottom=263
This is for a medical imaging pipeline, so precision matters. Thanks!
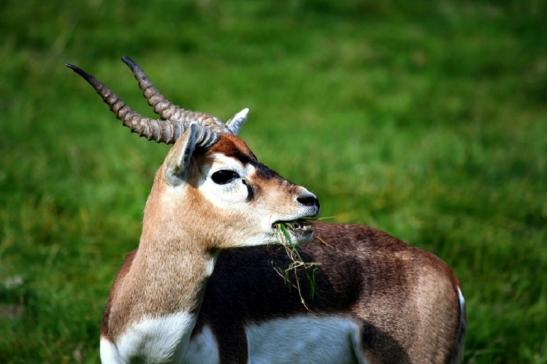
left=290, top=228, right=315, bottom=244
left=271, top=219, right=315, bottom=244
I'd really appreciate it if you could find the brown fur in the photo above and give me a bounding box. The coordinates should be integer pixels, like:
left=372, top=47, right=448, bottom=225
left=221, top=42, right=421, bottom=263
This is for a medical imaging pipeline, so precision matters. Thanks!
left=101, top=250, right=136, bottom=337
left=208, top=134, right=257, bottom=164
left=100, top=133, right=464, bottom=363
left=101, top=133, right=316, bottom=340
left=193, top=223, right=463, bottom=364
left=106, top=223, right=463, bottom=363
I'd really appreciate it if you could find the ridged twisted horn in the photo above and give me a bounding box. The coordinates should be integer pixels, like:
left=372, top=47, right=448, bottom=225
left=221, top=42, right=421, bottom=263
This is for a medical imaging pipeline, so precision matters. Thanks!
left=65, top=63, right=218, bottom=147
left=121, top=56, right=229, bottom=134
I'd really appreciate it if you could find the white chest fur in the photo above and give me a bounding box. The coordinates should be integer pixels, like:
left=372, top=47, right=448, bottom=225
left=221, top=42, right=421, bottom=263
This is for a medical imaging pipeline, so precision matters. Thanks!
left=183, top=315, right=368, bottom=364
left=101, top=311, right=196, bottom=364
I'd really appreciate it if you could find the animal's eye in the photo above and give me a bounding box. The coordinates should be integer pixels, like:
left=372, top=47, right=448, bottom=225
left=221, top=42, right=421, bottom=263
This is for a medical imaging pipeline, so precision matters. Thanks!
left=211, top=170, right=240, bottom=185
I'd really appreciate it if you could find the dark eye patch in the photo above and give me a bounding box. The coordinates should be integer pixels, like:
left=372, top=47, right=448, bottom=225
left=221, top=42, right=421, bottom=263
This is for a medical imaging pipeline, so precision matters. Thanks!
left=211, top=170, right=240, bottom=185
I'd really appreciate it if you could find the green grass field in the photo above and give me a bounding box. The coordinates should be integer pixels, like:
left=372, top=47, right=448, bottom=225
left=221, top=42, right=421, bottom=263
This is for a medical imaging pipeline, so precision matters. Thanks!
left=1, top=1, right=546, bottom=363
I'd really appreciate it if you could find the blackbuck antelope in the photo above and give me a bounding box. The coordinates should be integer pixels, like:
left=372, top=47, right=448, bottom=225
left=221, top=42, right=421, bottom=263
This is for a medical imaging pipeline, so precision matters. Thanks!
left=67, top=57, right=465, bottom=364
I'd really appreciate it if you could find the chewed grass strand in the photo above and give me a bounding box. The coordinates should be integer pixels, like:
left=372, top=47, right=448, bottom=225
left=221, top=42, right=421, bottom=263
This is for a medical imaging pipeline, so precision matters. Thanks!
left=273, top=223, right=320, bottom=311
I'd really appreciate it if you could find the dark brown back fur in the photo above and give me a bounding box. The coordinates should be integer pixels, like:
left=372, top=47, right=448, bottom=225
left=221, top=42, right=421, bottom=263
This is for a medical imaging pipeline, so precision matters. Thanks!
left=103, top=223, right=462, bottom=363
left=192, top=223, right=463, bottom=363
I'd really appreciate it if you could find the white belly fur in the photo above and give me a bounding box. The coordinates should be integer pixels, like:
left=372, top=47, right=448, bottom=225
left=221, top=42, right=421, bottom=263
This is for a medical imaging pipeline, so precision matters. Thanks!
left=183, top=315, right=368, bottom=364
left=101, top=311, right=196, bottom=364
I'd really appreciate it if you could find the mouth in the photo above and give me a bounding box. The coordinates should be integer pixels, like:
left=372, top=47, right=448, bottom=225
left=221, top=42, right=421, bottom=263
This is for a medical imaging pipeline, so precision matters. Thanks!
left=272, top=219, right=314, bottom=243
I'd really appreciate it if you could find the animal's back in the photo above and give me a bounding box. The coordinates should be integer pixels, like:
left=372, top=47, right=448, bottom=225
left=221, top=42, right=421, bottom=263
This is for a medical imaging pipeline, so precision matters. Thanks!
left=189, top=223, right=465, bottom=363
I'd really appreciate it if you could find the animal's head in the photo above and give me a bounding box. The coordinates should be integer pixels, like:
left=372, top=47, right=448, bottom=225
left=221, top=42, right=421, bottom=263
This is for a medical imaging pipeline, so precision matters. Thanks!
left=67, top=58, right=319, bottom=249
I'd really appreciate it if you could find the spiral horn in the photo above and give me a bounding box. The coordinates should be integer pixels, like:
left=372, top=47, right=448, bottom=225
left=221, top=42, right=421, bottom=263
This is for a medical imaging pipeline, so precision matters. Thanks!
left=65, top=63, right=218, bottom=147
left=121, top=57, right=249, bottom=135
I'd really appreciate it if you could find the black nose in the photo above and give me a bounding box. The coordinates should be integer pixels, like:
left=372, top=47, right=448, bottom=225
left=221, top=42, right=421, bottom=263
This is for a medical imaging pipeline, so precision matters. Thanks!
left=297, top=194, right=319, bottom=208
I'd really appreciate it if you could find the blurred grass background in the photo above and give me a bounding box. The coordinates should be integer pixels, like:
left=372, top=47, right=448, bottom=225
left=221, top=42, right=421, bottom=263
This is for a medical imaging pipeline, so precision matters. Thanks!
left=1, top=0, right=546, bottom=363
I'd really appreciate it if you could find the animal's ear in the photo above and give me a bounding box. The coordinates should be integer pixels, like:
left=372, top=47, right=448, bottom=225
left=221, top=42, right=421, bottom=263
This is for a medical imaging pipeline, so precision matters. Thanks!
left=164, top=123, right=200, bottom=186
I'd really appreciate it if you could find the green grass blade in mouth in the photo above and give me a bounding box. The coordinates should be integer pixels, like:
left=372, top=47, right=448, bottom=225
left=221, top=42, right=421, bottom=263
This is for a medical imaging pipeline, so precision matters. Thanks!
left=273, top=222, right=320, bottom=310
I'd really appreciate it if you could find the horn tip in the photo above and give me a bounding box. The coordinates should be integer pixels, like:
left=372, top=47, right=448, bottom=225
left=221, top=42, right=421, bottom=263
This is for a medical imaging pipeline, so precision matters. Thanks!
left=65, top=63, right=95, bottom=83
left=121, top=56, right=137, bottom=68
left=65, top=63, right=79, bottom=71
left=237, top=107, right=250, bottom=119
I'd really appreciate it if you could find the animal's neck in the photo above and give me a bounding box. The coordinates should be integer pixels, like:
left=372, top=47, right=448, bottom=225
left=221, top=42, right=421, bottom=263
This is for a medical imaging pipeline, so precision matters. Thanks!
left=108, top=227, right=216, bottom=343
left=137, top=235, right=215, bottom=310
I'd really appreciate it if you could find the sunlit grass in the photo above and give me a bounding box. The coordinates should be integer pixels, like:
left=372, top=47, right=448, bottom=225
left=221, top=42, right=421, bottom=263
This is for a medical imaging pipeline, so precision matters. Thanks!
left=1, top=1, right=546, bottom=363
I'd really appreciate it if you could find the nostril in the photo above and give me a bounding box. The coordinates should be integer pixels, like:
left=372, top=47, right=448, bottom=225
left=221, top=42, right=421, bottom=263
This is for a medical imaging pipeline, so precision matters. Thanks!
left=297, top=195, right=319, bottom=207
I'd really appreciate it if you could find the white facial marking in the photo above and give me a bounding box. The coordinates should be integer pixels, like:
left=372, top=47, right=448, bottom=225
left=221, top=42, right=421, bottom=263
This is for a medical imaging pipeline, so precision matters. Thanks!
left=195, top=153, right=318, bottom=248
left=198, top=153, right=255, bottom=209
left=110, top=312, right=195, bottom=364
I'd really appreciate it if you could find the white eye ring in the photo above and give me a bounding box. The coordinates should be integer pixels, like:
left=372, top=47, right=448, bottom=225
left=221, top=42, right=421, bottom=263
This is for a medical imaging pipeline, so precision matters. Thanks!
left=211, top=170, right=240, bottom=185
